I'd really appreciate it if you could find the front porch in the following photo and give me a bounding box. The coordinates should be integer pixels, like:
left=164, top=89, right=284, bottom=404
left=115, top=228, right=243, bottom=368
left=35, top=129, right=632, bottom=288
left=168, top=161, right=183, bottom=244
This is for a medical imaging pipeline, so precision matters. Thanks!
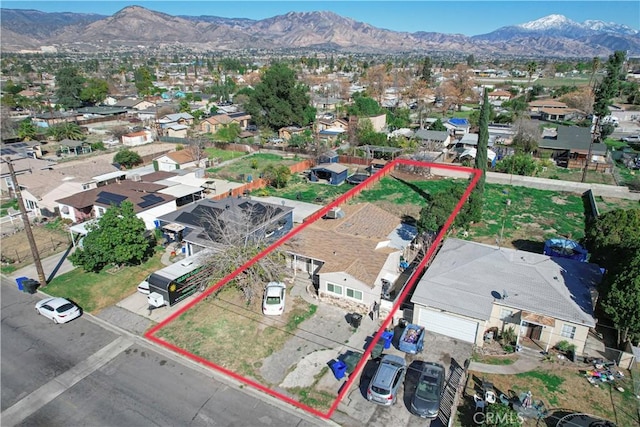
left=515, top=311, right=555, bottom=353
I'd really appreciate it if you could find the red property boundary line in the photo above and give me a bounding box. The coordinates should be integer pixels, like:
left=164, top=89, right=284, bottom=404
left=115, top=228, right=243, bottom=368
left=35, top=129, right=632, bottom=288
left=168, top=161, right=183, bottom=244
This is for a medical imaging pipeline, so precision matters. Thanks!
left=146, top=159, right=481, bottom=419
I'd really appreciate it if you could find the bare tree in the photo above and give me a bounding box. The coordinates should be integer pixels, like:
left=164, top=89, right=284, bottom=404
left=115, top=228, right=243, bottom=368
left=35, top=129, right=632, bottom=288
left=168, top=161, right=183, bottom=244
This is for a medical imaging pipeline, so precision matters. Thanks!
left=512, top=117, right=541, bottom=154
left=198, top=202, right=290, bottom=303
left=186, top=134, right=208, bottom=167
left=111, top=126, right=129, bottom=142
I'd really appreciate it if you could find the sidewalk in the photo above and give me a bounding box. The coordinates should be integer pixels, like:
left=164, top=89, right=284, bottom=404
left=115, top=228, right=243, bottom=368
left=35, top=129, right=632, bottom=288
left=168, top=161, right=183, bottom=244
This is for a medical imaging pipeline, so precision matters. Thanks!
left=3, top=248, right=76, bottom=285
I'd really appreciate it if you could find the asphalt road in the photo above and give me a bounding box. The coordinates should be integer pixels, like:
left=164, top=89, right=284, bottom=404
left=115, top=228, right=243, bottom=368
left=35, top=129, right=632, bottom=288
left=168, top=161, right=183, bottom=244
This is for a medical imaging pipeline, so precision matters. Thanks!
left=1, top=281, right=327, bottom=427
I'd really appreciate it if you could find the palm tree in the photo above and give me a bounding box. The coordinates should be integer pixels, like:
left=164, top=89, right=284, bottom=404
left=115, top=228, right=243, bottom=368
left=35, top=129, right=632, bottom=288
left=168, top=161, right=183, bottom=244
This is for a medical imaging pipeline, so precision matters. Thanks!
left=47, top=122, right=84, bottom=141
left=526, top=61, right=537, bottom=101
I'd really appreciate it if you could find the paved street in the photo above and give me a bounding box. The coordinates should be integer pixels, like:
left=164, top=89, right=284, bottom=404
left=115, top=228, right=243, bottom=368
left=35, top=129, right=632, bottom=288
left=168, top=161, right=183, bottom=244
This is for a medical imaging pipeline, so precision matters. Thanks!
left=0, top=281, right=327, bottom=427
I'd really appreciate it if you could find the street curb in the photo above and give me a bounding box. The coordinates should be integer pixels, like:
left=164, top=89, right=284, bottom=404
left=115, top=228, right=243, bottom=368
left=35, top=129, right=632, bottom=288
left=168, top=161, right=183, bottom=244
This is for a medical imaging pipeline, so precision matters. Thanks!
left=84, top=311, right=339, bottom=426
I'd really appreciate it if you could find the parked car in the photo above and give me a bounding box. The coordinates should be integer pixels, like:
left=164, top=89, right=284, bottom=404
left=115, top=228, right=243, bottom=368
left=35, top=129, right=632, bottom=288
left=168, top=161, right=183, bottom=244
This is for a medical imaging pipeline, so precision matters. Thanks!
left=262, top=282, right=286, bottom=315
left=35, top=297, right=81, bottom=324
left=410, top=362, right=446, bottom=418
left=621, top=134, right=640, bottom=143
left=367, top=354, right=407, bottom=405
left=246, top=124, right=258, bottom=132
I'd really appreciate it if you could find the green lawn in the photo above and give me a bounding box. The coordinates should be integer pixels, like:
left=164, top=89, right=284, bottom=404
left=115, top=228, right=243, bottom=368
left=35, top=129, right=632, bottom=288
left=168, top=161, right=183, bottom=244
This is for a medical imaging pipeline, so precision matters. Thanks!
left=535, top=76, right=591, bottom=87
left=0, top=199, right=18, bottom=217
left=204, top=147, right=247, bottom=163
left=43, top=251, right=165, bottom=313
left=207, top=153, right=302, bottom=183
left=259, top=174, right=593, bottom=248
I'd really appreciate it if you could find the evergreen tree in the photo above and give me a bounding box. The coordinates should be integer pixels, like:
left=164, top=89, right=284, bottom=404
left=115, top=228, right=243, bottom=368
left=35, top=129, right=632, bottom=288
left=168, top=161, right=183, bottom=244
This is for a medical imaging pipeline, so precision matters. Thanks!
left=55, top=66, right=85, bottom=109
left=468, top=89, right=490, bottom=222
left=244, top=63, right=315, bottom=129
left=419, top=56, right=432, bottom=84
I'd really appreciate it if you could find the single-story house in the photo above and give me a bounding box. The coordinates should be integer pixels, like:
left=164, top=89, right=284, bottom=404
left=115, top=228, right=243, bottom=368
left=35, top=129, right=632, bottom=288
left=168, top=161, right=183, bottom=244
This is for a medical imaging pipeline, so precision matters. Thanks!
left=309, top=163, right=348, bottom=185
left=155, top=196, right=294, bottom=255
left=283, top=203, right=416, bottom=313
left=77, top=107, right=128, bottom=120
left=56, top=180, right=176, bottom=231
left=165, top=123, right=189, bottom=138
left=0, top=151, right=54, bottom=197
left=318, top=150, right=339, bottom=164
left=153, top=150, right=202, bottom=172
left=528, top=99, right=568, bottom=115
left=537, top=126, right=607, bottom=168
left=410, top=238, right=602, bottom=355
left=113, top=98, right=156, bottom=111
left=199, top=112, right=251, bottom=133
left=312, top=96, right=341, bottom=111
left=158, top=113, right=194, bottom=129
left=279, top=126, right=306, bottom=141
left=540, top=107, right=579, bottom=122
left=487, top=90, right=512, bottom=105
left=14, top=162, right=123, bottom=218
left=444, top=118, right=470, bottom=136
left=414, top=129, right=451, bottom=149
left=122, top=130, right=153, bottom=146
left=57, top=139, right=92, bottom=157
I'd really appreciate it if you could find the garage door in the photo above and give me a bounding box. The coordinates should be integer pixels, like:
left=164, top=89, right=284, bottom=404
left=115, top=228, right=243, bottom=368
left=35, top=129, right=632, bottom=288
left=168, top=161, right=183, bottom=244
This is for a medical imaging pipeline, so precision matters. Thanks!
left=417, top=308, right=479, bottom=343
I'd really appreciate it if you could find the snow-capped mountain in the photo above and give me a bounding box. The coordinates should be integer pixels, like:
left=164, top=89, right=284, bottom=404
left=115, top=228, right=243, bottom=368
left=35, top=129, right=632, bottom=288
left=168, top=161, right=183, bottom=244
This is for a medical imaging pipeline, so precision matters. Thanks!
left=476, top=14, right=639, bottom=41
left=1, top=8, right=639, bottom=57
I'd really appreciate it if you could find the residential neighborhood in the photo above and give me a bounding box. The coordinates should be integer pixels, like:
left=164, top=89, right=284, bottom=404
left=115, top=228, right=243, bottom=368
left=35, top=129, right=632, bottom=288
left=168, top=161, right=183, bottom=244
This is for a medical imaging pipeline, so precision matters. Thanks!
left=1, top=4, right=640, bottom=427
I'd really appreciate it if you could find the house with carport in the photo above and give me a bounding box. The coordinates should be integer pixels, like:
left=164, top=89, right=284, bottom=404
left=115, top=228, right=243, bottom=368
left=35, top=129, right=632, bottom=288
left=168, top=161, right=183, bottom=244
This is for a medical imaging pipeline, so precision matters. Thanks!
left=410, top=238, right=602, bottom=355
left=155, top=196, right=294, bottom=256
left=283, top=203, right=416, bottom=314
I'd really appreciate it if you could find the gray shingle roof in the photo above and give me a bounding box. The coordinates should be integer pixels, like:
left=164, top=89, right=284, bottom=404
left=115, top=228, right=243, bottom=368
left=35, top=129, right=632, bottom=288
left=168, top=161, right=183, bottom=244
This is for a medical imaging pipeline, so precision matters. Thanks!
left=411, top=238, right=601, bottom=327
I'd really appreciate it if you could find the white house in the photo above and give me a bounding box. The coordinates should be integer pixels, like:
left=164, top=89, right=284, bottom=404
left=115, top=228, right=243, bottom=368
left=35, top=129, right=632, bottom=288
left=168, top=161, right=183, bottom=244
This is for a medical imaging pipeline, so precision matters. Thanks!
left=410, top=238, right=602, bottom=355
left=284, top=203, right=416, bottom=313
left=122, top=130, right=153, bottom=146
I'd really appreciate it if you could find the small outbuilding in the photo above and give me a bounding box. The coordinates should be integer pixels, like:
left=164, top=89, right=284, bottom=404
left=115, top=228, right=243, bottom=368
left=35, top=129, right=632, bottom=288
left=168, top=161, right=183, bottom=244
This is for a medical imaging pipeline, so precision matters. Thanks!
left=309, top=163, right=348, bottom=185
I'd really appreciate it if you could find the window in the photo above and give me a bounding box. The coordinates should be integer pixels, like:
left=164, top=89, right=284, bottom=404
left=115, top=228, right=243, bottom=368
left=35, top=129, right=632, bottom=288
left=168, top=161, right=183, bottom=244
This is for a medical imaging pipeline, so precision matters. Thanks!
left=561, top=324, right=576, bottom=339
left=25, top=199, right=37, bottom=210
left=500, top=308, right=513, bottom=320
left=82, top=183, right=91, bottom=190
left=346, top=287, right=363, bottom=301
left=327, top=283, right=342, bottom=295
left=96, top=206, right=106, bottom=217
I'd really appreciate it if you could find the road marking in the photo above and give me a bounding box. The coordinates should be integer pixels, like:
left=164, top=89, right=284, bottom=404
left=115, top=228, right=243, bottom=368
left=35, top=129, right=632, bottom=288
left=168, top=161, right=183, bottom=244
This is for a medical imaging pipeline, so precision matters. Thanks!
left=1, top=336, right=132, bottom=426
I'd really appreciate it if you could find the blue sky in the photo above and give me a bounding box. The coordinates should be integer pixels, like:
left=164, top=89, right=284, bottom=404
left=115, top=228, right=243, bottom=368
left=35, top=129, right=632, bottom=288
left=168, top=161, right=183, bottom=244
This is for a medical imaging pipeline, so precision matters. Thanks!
left=3, top=1, right=639, bottom=36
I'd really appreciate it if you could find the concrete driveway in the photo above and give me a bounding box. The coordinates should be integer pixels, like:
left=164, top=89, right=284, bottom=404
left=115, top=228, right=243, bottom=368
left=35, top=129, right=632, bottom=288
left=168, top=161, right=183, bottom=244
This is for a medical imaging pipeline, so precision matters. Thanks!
left=332, top=324, right=473, bottom=426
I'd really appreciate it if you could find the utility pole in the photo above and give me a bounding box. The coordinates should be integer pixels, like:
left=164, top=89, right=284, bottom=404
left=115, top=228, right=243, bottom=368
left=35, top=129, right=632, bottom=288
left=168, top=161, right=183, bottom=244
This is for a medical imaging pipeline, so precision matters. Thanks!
left=582, top=115, right=600, bottom=183
left=3, top=157, right=47, bottom=286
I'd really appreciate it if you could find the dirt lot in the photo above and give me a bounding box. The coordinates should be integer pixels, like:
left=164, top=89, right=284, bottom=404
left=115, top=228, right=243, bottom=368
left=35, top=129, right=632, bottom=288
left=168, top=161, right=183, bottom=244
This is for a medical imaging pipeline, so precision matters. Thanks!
left=460, top=360, right=638, bottom=427
left=0, top=225, right=71, bottom=272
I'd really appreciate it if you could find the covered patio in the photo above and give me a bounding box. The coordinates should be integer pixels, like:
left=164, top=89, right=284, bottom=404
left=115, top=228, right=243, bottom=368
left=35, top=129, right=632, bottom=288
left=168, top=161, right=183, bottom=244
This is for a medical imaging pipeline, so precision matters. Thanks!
left=516, top=310, right=555, bottom=352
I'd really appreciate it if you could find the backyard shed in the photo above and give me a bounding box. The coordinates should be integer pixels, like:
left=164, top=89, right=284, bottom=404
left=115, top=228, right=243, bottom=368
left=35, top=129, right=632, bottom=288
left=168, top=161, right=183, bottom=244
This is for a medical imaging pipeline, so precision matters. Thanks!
left=310, top=163, right=348, bottom=185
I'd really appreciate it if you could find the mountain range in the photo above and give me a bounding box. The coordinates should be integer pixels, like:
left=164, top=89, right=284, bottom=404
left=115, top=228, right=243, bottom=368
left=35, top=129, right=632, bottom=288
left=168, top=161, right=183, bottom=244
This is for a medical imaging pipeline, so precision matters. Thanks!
left=1, top=6, right=639, bottom=57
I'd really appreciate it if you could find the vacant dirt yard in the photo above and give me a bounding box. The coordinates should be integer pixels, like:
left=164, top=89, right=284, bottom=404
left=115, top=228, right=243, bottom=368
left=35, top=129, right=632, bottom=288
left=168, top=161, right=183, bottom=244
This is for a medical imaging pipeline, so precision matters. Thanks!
left=0, top=225, right=70, bottom=273
left=459, top=360, right=638, bottom=427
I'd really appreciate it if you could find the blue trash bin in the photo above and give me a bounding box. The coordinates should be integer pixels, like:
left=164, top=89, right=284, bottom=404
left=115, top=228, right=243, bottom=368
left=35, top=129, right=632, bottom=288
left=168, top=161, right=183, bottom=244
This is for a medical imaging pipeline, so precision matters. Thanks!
left=382, top=331, right=394, bottom=349
left=16, top=276, right=28, bottom=292
left=330, top=360, right=347, bottom=380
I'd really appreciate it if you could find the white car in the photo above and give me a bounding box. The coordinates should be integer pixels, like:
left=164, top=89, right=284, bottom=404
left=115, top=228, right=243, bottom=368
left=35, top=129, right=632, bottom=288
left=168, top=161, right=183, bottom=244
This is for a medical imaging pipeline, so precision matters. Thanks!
left=262, top=282, right=286, bottom=315
left=35, top=297, right=82, bottom=324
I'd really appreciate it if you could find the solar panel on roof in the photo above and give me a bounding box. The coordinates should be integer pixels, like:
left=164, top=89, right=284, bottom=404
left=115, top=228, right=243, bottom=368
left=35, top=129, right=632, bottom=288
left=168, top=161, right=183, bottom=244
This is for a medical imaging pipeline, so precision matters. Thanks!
left=137, top=194, right=164, bottom=208
left=97, top=191, right=127, bottom=205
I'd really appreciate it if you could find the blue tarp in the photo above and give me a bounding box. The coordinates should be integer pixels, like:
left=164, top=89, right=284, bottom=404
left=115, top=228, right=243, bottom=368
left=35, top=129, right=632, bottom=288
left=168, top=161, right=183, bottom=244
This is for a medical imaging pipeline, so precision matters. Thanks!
left=543, top=238, right=588, bottom=262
